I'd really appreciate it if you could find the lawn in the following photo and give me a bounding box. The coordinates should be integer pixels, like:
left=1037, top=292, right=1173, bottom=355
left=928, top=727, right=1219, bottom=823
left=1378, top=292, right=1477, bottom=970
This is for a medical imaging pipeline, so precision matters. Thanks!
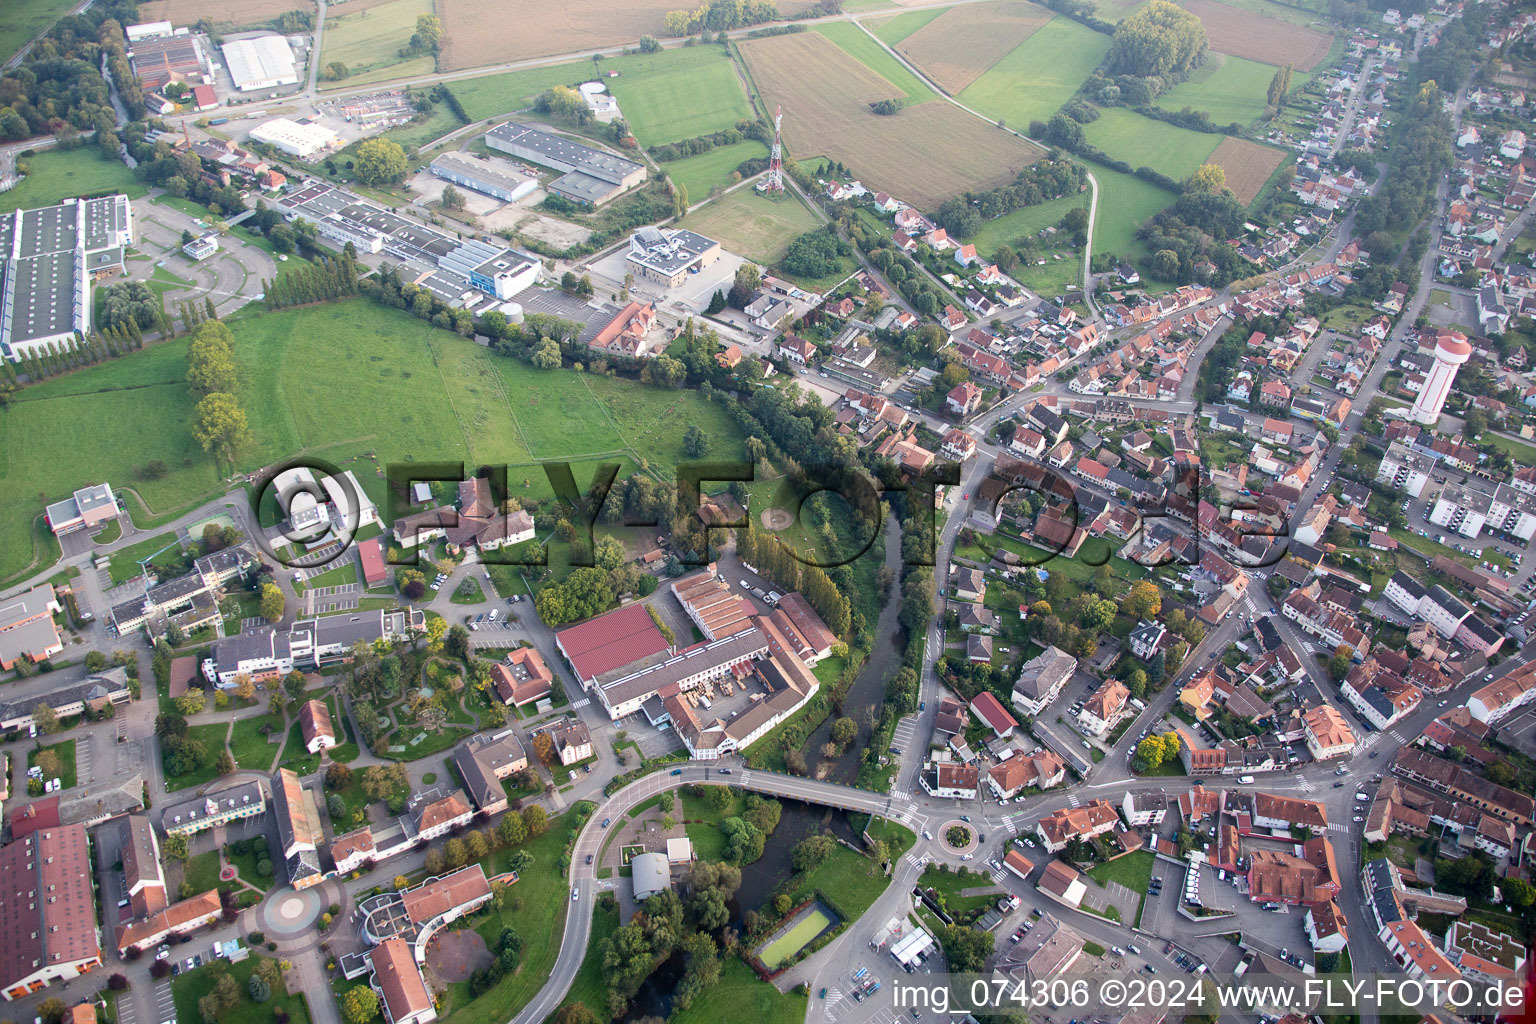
left=604, top=47, right=755, bottom=148
left=0, top=0, right=78, bottom=64
left=0, top=147, right=146, bottom=215
left=437, top=809, right=581, bottom=1024
left=319, top=0, right=433, bottom=79
left=1018, top=252, right=1086, bottom=302
left=163, top=722, right=232, bottom=792
left=229, top=713, right=286, bottom=771
left=1082, top=108, right=1222, bottom=182
left=553, top=900, right=620, bottom=1020
left=1087, top=849, right=1153, bottom=919
left=183, top=849, right=223, bottom=895
left=968, top=193, right=1089, bottom=257
left=678, top=188, right=824, bottom=265
left=450, top=577, right=487, bottom=605
left=304, top=560, right=360, bottom=589
left=868, top=7, right=948, bottom=44
left=812, top=22, right=936, bottom=103
left=27, top=738, right=77, bottom=789
left=662, top=140, right=769, bottom=199
left=779, top=843, right=893, bottom=922
left=918, top=864, right=1001, bottom=919
left=171, top=956, right=310, bottom=1024
left=959, top=17, right=1111, bottom=129
left=1156, top=54, right=1301, bottom=126
left=671, top=957, right=807, bottom=1024
left=0, top=297, right=748, bottom=582
left=279, top=719, right=322, bottom=775
left=1481, top=431, right=1536, bottom=466
left=107, top=531, right=185, bottom=585
left=1082, top=159, right=1177, bottom=263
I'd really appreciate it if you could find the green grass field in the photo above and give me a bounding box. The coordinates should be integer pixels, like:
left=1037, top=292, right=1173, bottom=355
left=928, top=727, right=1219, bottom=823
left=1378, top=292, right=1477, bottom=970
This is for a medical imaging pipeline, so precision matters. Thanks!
left=968, top=193, right=1089, bottom=256
left=0, top=148, right=147, bottom=214
left=320, top=0, right=432, bottom=78
left=172, top=956, right=310, bottom=1024
left=1082, top=107, right=1222, bottom=180
left=163, top=723, right=232, bottom=792
left=960, top=17, right=1110, bottom=130
left=604, top=47, right=755, bottom=147
left=0, top=299, right=746, bottom=583
left=679, top=188, right=824, bottom=264
left=868, top=7, right=949, bottom=44
left=229, top=714, right=286, bottom=771
left=0, top=0, right=77, bottom=65
left=1157, top=54, right=1303, bottom=126
left=813, top=22, right=936, bottom=103
left=758, top=906, right=834, bottom=968
left=663, top=140, right=769, bottom=198
left=1082, top=159, right=1177, bottom=262
left=670, top=958, right=807, bottom=1024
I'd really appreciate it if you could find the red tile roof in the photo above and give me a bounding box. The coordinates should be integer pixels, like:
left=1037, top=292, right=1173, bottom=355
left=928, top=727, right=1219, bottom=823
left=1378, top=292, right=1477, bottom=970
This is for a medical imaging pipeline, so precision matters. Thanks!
left=556, top=603, right=670, bottom=682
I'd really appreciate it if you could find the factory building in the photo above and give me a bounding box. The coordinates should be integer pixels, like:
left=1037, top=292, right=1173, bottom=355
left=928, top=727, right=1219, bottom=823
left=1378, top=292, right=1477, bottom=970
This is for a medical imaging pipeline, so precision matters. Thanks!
left=429, top=152, right=538, bottom=203
left=221, top=35, right=299, bottom=91
left=485, top=121, right=645, bottom=206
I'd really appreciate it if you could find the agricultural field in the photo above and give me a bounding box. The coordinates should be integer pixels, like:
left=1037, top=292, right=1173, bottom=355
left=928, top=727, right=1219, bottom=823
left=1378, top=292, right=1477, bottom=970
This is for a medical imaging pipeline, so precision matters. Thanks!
left=0, top=0, right=78, bottom=64
left=811, top=22, right=935, bottom=103
left=320, top=0, right=433, bottom=81
left=1181, top=0, right=1333, bottom=70
left=959, top=17, right=1111, bottom=131
left=867, top=7, right=948, bottom=44
left=0, top=148, right=147, bottom=215
left=662, top=140, right=769, bottom=198
left=1156, top=53, right=1293, bottom=126
left=603, top=47, right=754, bottom=147
left=0, top=300, right=747, bottom=583
left=436, top=0, right=814, bottom=71
left=678, top=188, right=823, bottom=264
left=1091, top=0, right=1147, bottom=20
left=739, top=31, right=1041, bottom=208
left=135, top=0, right=314, bottom=30
left=1206, top=136, right=1288, bottom=204
left=1082, top=107, right=1221, bottom=181
left=894, top=1, right=1053, bottom=94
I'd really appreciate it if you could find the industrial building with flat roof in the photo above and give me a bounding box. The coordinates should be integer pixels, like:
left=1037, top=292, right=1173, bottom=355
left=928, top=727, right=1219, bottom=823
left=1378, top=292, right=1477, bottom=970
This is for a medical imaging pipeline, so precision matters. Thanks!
left=128, top=33, right=212, bottom=91
left=626, top=226, right=722, bottom=287
left=429, top=151, right=539, bottom=203
left=486, top=122, right=646, bottom=206
left=278, top=181, right=540, bottom=302
left=249, top=118, right=340, bottom=160
left=1, top=195, right=133, bottom=362
left=44, top=482, right=117, bottom=535
left=221, top=35, right=299, bottom=91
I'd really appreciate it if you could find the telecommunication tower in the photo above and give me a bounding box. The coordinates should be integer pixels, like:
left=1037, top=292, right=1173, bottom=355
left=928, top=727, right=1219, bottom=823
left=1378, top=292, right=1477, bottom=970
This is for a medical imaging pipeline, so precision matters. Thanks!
left=759, top=105, right=785, bottom=193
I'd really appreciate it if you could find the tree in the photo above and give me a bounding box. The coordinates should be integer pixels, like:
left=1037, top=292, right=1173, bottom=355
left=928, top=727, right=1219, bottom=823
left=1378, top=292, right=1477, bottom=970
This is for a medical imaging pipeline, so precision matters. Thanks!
left=191, top=392, right=252, bottom=465
left=408, top=13, right=443, bottom=51
left=1120, top=580, right=1162, bottom=620
left=164, top=833, right=190, bottom=861
left=792, top=834, right=836, bottom=871
left=354, top=138, right=409, bottom=186
left=705, top=289, right=726, bottom=314
left=248, top=973, right=272, bottom=1003
left=342, top=985, right=380, bottom=1024
left=523, top=804, right=548, bottom=836
left=683, top=424, right=709, bottom=458
left=1106, top=0, right=1207, bottom=77
left=1185, top=163, right=1226, bottom=194
left=718, top=816, right=764, bottom=864
left=939, top=925, right=994, bottom=972
left=498, top=808, right=529, bottom=846
left=440, top=184, right=466, bottom=211
left=830, top=716, right=857, bottom=749
left=1267, top=62, right=1294, bottom=109
left=260, top=582, right=285, bottom=623
left=31, top=703, right=61, bottom=734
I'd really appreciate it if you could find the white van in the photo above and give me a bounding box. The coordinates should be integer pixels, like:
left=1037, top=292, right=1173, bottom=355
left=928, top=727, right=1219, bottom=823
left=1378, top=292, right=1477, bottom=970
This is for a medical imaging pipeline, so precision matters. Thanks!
left=1238, top=775, right=1255, bottom=784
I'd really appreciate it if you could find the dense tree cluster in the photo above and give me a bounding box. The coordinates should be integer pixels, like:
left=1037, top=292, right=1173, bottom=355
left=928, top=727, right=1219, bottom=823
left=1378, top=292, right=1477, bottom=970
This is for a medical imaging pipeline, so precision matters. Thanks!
left=662, top=0, right=779, bottom=36
left=0, top=0, right=144, bottom=142
left=780, top=227, right=854, bottom=279
left=262, top=250, right=362, bottom=309
left=1105, top=0, right=1207, bottom=77
left=1352, top=78, right=1455, bottom=245
left=1135, top=187, right=1258, bottom=285
left=649, top=118, right=771, bottom=163
left=931, top=157, right=1087, bottom=236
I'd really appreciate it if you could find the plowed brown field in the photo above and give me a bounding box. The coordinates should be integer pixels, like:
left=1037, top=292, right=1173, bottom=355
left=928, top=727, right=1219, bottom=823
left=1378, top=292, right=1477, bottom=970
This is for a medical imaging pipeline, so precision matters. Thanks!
left=1182, top=0, right=1333, bottom=70
left=896, top=1, right=1055, bottom=93
left=1208, top=136, right=1286, bottom=204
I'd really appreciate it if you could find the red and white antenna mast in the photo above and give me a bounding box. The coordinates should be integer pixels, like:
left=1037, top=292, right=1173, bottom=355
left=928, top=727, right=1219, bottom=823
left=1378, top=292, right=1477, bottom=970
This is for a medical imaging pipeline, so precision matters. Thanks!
left=761, top=105, right=785, bottom=192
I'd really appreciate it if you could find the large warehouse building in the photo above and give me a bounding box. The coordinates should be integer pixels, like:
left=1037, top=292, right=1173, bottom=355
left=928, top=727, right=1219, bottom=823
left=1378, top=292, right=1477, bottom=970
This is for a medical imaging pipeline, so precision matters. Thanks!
left=278, top=181, right=540, bottom=302
left=0, top=195, right=133, bottom=363
left=249, top=118, right=340, bottom=160
left=128, top=33, right=212, bottom=91
left=485, top=122, right=646, bottom=206
left=221, top=35, right=299, bottom=91
left=429, top=151, right=538, bottom=203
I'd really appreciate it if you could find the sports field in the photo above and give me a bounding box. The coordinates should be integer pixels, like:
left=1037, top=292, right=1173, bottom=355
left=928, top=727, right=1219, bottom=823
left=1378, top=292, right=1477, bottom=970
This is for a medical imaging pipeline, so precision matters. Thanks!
left=1181, top=0, right=1333, bottom=70
left=320, top=0, right=433, bottom=79
left=1082, top=108, right=1222, bottom=181
left=678, top=188, right=823, bottom=264
left=604, top=48, right=754, bottom=147
left=894, top=1, right=1053, bottom=94
left=1156, top=53, right=1292, bottom=126
left=811, top=22, right=935, bottom=103
left=135, top=0, right=314, bottom=30
left=1207, top=136, right=1288, bottom=204
left=663, top=140, right=769, bottom=198
left=0, top=300, right=746, bottom=582
left=0, top=148, right=147, bottom=214
left=959, top=17, right=1111, bottom=132
left=739, top=31, right=1041, bottom=208
left=867, top=6, right=948, bottom=44
left=0, top=0, right=77, bottom=64
left=757, top=905, right=835, bottom=968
